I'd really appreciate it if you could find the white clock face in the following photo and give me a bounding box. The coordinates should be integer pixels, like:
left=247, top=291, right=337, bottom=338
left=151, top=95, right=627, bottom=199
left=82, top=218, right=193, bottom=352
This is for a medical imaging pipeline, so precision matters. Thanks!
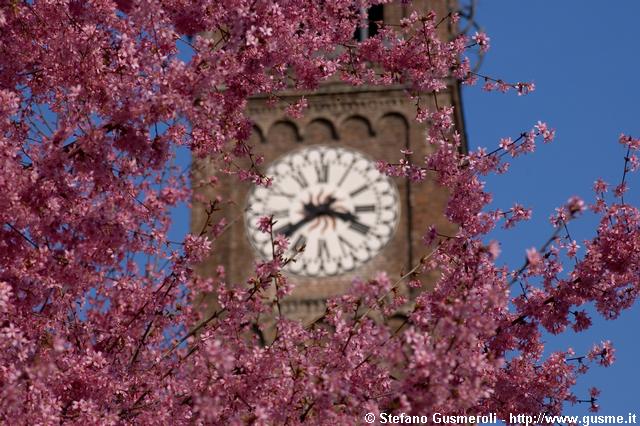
left=245, top=145, right=400, bottom=277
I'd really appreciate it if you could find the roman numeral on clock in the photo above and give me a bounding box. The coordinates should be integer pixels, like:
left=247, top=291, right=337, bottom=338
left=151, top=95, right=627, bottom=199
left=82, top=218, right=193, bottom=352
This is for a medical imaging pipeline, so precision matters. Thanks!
left=317, top=238, right=329, bottom=259
left=338, top=235, right=356, bottom=256
left=271, top=209, right=289, bottom=218
left=337, top=162, right=354, bottom=187
left=315, top=163, right=329, bottom=183
left=292, top=234, right=307, bottom=251
left=354, top=204, right=375, bottom=213
left=291, top=170, right=308, bottom=189
left=349, top=184, right=368, bottom=198
left=349, top=221, right=370, bottom=235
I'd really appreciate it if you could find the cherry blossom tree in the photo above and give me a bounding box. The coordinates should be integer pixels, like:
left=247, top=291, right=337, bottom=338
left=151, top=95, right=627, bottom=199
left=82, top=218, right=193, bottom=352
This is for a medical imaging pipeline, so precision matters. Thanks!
left=0, top=0, right=638, bottom=424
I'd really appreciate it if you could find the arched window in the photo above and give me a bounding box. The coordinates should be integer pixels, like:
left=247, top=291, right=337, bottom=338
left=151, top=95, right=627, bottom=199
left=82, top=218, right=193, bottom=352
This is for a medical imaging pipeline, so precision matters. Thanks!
left=354, top=5, right=384, bottom=41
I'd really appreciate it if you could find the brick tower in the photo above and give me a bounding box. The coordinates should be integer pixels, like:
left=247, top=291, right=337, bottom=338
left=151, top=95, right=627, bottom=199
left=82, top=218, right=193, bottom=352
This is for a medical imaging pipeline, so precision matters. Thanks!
left=192, top=0, right=466, bottom=323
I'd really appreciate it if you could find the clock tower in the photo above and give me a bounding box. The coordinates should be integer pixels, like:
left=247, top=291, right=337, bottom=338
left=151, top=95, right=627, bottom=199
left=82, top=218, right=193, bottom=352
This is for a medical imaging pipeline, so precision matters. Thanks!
left=192, top=0, right=466, bottom=323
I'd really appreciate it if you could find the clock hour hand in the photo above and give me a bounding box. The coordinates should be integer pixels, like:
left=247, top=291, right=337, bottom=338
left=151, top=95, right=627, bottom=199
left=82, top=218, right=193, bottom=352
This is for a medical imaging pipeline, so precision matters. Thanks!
left=279, top=199, right=325, bottom=237
left=279, top=215, right=314, bottom=237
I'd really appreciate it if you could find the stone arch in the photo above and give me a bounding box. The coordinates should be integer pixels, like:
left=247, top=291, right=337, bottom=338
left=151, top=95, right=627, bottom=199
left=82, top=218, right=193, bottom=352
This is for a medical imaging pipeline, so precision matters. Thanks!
left=340, top=115, right=375, bottom=143
left=304, top=118, right=338, bottom=144
left=377, top=112, right=409, bottom=146
left=266, top=120, right=301, bottom=145
left=249, top=124, right=265, bottom=145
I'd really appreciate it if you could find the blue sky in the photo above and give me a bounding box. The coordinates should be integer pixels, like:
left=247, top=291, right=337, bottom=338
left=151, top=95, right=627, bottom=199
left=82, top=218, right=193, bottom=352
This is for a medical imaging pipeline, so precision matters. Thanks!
left=462, top=1, right=640, bottom=416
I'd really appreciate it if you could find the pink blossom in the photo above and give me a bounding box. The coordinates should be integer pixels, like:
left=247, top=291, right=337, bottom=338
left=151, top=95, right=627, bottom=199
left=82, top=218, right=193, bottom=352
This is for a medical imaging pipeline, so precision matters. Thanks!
left=588, top=341, right=616, bottom=366
left=408, top=279, right=422, bottom=289
left=535, top=121, right=556, bottom=142
left=273, top=234, right=289, bottom=252
left=614, top=182, right=628, bottom=197
left=0, top=281, right=11, bottom=313
left=505, top=203, right=532, bottom=228
left=416, top=106, right=429, bottom=122
left=566, top=195, right=586, bottom=216
left=487, top=240, right=501, bottom=260
left=184, top=235, right=212, bottom=263
left=422, top=225, right=438, bottom=246
left=572, top=310, right=592, bottom=332
left=567, top=240, right=580, bottom=258
left=257, top=216, right=273, bottom=233
left=482, top=80, right=496, bottom=91
left=526, top=247, right=543, bottom=267
left=515, top=81, right=535, bottom=95
left=285, top=97, right=308, bottom=119
left=594, top=179, right=608, bottom=193
left=472, top=31, right=490, bottom=52
left=619, top=133, right=640, bottom=149
left=499, top=137, right=513, bottom=153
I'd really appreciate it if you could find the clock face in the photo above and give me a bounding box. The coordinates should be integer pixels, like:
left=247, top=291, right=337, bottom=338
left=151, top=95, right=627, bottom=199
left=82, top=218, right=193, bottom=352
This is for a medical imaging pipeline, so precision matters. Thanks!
left=245, top=145, right=400, bottom=277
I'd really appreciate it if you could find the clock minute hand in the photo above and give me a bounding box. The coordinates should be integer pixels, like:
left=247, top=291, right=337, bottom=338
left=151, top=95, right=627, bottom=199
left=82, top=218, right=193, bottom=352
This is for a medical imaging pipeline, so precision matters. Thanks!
left=324, top=208, right=357, bottom=222
left=329, top=210, right=371, bottom=236
left=279, top=197, right=341, bottom=237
